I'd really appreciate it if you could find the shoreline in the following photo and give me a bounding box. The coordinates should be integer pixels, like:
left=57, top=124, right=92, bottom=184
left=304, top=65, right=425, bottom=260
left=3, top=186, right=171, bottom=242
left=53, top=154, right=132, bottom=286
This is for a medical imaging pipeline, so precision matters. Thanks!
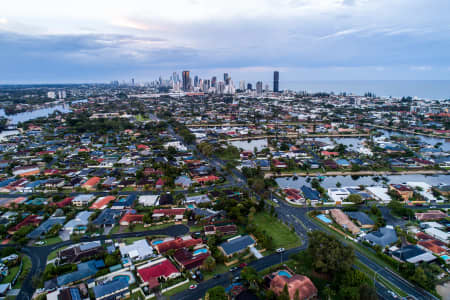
left=265, top=169, right=450, bottom=178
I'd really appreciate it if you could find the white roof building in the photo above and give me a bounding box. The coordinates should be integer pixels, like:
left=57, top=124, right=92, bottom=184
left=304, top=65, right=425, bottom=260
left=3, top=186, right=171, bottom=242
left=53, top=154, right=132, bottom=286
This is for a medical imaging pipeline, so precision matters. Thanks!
left=138, top=195, right=160, bottom=206
left=119, top=239, right=155, bottom=261
left=406, top=182, right=438, bottom=203
left=424, top=227, right=449, bottom=242
left=366, top=187, right=391, bottom=203
left=64, top=211, right=93, bottom=234
left=72, top=194, right=95, bottom=206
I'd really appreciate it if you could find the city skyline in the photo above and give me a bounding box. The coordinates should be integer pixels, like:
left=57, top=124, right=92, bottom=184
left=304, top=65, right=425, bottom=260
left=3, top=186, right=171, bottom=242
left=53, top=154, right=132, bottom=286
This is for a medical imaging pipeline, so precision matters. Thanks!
left=1, top=0, right=450, bottom=83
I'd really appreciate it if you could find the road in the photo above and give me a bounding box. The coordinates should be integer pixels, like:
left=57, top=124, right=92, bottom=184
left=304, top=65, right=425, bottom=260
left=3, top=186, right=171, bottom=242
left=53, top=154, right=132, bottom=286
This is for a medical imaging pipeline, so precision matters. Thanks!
left=9, top=123, right=443, bottom=299
left=11, top=224, right=189, bottom=300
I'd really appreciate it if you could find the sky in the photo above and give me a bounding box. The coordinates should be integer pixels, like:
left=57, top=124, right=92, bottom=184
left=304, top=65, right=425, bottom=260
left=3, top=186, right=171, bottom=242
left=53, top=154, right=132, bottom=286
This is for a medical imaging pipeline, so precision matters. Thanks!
left=1, top=0, right=450, bottom=83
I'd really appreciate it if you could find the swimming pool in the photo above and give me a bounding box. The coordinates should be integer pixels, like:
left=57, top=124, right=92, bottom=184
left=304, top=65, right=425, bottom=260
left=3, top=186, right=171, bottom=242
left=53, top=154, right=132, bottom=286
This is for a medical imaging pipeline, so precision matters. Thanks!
left=277, top=270, right=292, bottom=278
left=187, top=204, right=195, bottom=209
left=152, top=240, right=163, bottom=245
left=193, top=248, right=208, bottom=255
left=113, top=275, right=130, bottom=283
left=441, top=255, right=449, bottom=261
left=317, top=214, right=332, bottom=224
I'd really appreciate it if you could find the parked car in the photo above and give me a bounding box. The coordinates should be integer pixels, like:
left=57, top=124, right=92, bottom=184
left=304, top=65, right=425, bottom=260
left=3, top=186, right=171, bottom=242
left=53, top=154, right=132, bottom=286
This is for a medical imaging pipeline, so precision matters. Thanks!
left=189, top=284, right=197, bottom=290
left=276, top=248, right=285, bottom=253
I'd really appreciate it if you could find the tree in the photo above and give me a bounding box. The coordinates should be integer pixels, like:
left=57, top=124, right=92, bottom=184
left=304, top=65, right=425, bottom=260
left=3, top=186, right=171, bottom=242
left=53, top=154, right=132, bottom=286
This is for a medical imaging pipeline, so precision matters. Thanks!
left=347, top=194, right=363, bottom=204
left=306, top=231, right=355, bottom=277
left=279, top=284, right=290, bottom=300
left=202, top=256, right=216, bottom=272
left=241, top=266, right=258, bottom=288
left=206, top=286, right=227, bottom=300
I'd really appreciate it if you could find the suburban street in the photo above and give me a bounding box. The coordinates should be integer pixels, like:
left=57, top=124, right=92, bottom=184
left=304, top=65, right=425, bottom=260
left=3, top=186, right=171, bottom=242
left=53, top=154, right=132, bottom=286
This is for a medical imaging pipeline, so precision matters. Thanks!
left=2, top=123, right=444, bottom=300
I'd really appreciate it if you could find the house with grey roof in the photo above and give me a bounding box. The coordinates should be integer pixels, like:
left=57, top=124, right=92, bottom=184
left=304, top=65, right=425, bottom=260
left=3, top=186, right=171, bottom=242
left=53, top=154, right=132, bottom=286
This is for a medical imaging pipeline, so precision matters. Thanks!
left=219, top=235, right=255, bottom=257
left=362, top=226, right=397, bottom=248
left=27, top=216, right=66, bottom=239
left=93, top=277, right=129, bottom=300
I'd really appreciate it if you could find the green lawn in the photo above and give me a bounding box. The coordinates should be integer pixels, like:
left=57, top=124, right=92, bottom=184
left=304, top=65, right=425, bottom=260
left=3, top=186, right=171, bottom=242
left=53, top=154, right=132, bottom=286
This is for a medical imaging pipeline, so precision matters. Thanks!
left=111, top=223, right=176, bottom=234
left=1, top=265, right=20, bottom=284
left=203, top=263, right=229, bottom=280
left=14, top=255, right=31, bottom=289
left=121, top=235, right=168, bottom=245
left=47, top=245, right=69, bottom=261
left=163, top=280, right=194, bottom=298
left=253, top=212, right=301, bottom=249
left=40, top=236, right=62, bottom=246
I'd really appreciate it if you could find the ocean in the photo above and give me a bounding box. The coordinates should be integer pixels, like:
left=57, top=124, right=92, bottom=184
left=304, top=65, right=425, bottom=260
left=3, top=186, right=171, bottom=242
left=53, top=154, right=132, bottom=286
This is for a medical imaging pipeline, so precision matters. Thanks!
left=281, top=80, right=450, bottom=100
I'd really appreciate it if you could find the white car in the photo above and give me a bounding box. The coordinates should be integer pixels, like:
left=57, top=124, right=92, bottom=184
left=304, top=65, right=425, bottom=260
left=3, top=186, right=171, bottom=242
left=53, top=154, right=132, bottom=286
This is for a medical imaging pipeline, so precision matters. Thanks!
left=189, top=284, right=197, bottom=290
left=35, top=241, right=45, bottom=245
left=276, top=248, right=285, bottom=253
left=273, top=198, right=279, bottom=203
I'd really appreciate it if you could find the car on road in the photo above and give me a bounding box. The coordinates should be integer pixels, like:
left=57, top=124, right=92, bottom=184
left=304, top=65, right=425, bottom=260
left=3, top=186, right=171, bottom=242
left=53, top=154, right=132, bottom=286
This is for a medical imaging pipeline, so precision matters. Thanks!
left=229, top=267, right=238, bottom=272
left=189, top=284, right=197, bottom=290
left=387, top=290, right=398, bottom=298
left=213, top=274, right=221, bottom=279
left=35, top=241, right=45, bottom=245
left=273, top=198, right=279, bottom=203
left=276, top=248, right=285, bottom=253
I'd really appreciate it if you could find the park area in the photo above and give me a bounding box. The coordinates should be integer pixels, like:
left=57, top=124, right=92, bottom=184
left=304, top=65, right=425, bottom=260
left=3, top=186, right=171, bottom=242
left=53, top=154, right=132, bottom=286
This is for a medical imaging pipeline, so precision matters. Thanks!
left=253, top=212, right=301, bottom=250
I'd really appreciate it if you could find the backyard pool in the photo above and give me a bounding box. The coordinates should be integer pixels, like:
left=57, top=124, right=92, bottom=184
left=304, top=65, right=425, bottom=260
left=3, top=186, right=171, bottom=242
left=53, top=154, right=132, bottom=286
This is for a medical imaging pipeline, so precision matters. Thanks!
left=193, top=248, right=208, bottom=255
left=277, top=270, right=292, bottom=278
left=152, top=240, right=163, bottom=245
left=113, top=275, right=130, bottom=282
left=317, top=214, right=332, bottom=224
left=187, top=204, right=195, bottom=209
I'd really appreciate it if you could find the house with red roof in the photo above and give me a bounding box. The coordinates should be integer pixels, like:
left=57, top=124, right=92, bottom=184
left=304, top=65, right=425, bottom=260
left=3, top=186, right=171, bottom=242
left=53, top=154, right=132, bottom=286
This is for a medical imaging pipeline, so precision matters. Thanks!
left=82, top=177, right=101, bottom=191
left=155, top=178, right=165, bottom=189
left=119, top=211, right=144, bottom=226
left=90, top=196, right=115, bottom=210
left=137, top=258, right=181, bottom=289
left=193, top=175, right=219, bottom=185
left=272, top=159, right=287, bottom=169
left=154, top=236, right=203, bottom=254
left=268, top=270, right=317, bottom=300
left=53, top=197, right=74, bottom=208
left=321, top=151, right=339, bottom=157
left=152, top=208, right=185, bottom=220
left=173, top=248, right=210, bottom=270
left=8, top=215, right=42, bottom=234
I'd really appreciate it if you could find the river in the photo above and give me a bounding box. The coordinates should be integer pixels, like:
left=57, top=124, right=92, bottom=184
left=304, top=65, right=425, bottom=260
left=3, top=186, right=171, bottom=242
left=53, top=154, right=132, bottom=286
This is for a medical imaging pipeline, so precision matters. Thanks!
left=276, top=174, right=450, bottom=190
left=0, top=104, right=71, bottom=125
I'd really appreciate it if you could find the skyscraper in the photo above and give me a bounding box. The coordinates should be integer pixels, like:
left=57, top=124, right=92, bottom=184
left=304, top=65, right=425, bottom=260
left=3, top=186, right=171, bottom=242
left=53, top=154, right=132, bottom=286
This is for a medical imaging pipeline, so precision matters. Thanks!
left=182, top=70, right=190, bottom=91
left=211, top=76, right=217, bottom=88
left=194, top=75, right=199, bottom=87
left=256, top=81, right=263, bottom=95
left=273, top=71, right=279, bottom=92
left=247, top=83, right=252, bottom=90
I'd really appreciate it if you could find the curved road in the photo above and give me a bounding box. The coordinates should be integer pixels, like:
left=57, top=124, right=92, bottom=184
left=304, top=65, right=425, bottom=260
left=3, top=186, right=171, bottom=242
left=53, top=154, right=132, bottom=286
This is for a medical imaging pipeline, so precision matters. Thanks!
left=11, top=224, right=189, bottom=300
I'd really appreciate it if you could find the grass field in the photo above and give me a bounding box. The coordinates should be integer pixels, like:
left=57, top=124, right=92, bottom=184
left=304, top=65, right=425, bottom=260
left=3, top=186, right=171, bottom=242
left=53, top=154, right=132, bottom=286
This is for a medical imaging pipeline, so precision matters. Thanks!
left=41, top=236, right=63, bottom=246
left=14, top=255, right=31, bottom=289
left=163, top=281, right=194, bottom=298
left=111, top=223, right=175, bottom=234
left=254, top=212, right=301, bottom=249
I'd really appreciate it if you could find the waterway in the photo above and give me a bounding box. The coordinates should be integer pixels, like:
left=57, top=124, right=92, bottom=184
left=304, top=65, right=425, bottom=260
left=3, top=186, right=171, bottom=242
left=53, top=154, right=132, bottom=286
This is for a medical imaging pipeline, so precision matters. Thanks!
left=377, top=129, right=450, bottom=151
left=0, top=103, right=71, bottom=125
left=276, top=174, right=450, bottom=190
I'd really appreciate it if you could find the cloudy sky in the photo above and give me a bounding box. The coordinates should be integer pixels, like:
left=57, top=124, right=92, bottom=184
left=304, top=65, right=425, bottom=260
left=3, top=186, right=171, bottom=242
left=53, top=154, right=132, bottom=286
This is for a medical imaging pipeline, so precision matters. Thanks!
left=1, top=0, right=450, bottom=83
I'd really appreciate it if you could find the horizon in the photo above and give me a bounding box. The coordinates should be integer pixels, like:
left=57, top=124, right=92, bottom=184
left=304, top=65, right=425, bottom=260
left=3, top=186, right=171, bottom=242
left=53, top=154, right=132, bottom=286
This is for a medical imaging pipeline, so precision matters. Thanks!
left=1, top=0, right=450, bottom=83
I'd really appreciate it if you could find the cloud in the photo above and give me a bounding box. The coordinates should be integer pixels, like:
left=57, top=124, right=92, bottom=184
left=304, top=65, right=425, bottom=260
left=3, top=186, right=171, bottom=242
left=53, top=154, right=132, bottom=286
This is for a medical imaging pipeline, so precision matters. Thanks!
left=0, top=18, right=7, bottom=25
left=318, top=28, right=365, bottom=40
left=410, top=65, right=432, bottom=71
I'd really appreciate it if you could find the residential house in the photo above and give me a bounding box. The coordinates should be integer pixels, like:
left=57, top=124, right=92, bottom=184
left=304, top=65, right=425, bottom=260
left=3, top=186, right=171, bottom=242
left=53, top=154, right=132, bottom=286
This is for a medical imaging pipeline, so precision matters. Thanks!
left=219, top=235, right=256, bottom=257
left=269, top=270, right=317, bottom=300
left=137, top=258, right=181, bottom=289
